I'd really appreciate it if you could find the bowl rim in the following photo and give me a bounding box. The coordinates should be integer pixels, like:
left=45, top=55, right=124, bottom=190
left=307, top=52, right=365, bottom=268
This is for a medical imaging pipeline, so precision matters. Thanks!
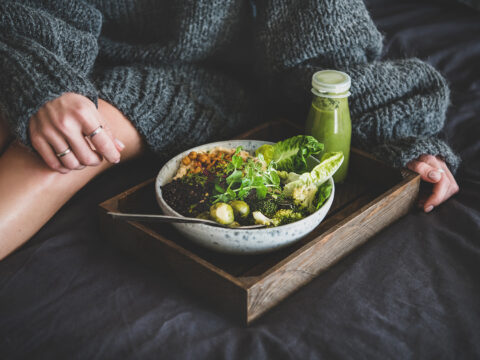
left=155, top=139, right=335, bottom=231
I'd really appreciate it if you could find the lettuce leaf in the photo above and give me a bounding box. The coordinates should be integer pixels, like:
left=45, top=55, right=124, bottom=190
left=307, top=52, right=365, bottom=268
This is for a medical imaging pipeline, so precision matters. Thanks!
left=256, top=135, right=323, bottom=173
left=283, top=152, right=343, bottom=197
left=315, top=181, right=333, bottom=210
left=282, top=152, right=343, bottom=212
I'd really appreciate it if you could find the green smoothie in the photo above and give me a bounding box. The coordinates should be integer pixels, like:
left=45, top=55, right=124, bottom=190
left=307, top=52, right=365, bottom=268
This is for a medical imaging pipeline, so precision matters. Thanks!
left=305, top=70, right=352, bottom=183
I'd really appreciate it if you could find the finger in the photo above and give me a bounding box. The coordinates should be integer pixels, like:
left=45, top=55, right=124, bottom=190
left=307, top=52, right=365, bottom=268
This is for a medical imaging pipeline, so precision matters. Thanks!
left=64, top=131, right=102, bottom=167
left=424, top=176, right=450, bottom=212
left=437, top=157, right=460, bottom=199
left=29, top=116, right=70, bottom=173
left=30, top=135, right=70, bottom=174
left=42, top=128, right=81, bottom=170
left=424, top=154, right=458, bottom=200
left=406, top=160, right=443, bottom=183
left=82, top=113, right=120, bottom=164
left=100, top=119, right=125, bottom=152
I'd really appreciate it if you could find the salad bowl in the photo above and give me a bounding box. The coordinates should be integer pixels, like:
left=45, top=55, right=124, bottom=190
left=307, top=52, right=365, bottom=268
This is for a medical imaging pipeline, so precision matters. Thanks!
left=155, top=140, right=335, bottom=255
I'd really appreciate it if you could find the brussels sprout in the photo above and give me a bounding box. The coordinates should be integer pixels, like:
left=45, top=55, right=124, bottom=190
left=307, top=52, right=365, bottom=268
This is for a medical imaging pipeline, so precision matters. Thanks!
left=229, top=200, right=250, bottom=219
left=196, top=212, right=211, bottom=220
left=228, top=221, right=241, bottom=228
left=210, top=203, right=234, bottom=225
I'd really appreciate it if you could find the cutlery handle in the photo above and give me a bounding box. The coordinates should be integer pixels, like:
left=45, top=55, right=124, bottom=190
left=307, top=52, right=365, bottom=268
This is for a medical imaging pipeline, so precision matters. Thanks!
left=107, top=212, right=211, bottom=225
left=107, top=212, right=264, bottom=229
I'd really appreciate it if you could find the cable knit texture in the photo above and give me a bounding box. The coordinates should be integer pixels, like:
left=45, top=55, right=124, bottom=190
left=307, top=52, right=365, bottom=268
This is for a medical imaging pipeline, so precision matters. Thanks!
left=0, top=0, right=460, bottom=172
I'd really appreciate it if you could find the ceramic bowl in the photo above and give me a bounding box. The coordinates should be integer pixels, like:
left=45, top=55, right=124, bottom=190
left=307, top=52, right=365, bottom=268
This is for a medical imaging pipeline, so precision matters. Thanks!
left=155, top=140, right=335, bottom=255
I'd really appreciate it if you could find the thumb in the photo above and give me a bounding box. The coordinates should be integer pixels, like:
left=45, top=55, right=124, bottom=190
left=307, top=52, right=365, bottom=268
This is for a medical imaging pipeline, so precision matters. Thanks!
left=407, top=159, right=443, bottom=184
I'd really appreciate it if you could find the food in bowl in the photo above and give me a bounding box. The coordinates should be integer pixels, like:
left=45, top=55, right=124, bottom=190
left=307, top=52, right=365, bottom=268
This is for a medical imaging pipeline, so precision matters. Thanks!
left=161, top=136, right=344, bottom=228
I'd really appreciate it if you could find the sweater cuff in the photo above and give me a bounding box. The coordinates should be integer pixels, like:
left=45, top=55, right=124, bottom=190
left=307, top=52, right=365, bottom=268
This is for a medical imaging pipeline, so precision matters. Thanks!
left=346, top=58, right=450, bottom=148
left=0, top=36, right=98, bottom=147
left=372, top=137, right=461, bottom=174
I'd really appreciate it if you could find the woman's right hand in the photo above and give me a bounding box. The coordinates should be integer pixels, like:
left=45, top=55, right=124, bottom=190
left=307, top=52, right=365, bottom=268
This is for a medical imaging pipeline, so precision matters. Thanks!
left=29, top=93, right=124, bottom=173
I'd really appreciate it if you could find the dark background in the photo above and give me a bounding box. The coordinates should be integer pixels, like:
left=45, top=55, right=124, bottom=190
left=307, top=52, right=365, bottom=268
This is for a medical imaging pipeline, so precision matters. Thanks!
left=1, top=0, right=479, bottom=358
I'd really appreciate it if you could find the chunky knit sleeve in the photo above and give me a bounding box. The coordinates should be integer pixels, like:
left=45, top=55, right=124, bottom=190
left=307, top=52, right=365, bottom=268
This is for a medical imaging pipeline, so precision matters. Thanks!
left=0, top=0, right=102, bottom=146
left=92, top=64, right=258, bottom=161
left=254, top=0, right=461, bottom=173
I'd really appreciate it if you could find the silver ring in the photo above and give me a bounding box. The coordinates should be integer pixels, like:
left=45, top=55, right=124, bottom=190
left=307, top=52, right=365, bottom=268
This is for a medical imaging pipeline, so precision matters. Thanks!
left=56, top=148, right=71, bottom=158
left=437, top=169, right=445, bottom=173
left=88, top=125, right=103, bottom=139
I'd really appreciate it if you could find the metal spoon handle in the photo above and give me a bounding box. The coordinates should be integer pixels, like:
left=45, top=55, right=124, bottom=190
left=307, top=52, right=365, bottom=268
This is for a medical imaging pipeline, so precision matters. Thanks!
left=108, top=212, right=221, bottom=226
left=107, top=212, right=264, bottom=229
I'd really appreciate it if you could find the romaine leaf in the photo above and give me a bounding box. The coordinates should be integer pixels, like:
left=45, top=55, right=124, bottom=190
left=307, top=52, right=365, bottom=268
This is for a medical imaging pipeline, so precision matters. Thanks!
left=256, top=135, right=323, bottom=173
left=284, top=152, right=343, bottom=197
left=315, top=181, right=333, bottom=210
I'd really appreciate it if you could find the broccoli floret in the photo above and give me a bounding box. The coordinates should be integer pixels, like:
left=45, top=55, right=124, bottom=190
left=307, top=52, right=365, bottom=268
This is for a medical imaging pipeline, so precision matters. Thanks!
left=272, top=209, right=303, bottom=225
left=291, top=183, right=318, bottom=213
left=252, top=209, right=303, bottom=227
left=251, top=197, right=278, bottom=217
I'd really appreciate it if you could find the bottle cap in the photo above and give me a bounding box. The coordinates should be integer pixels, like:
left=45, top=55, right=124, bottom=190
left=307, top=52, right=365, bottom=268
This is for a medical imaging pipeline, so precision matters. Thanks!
left=312, top=70, right=351, bottom=97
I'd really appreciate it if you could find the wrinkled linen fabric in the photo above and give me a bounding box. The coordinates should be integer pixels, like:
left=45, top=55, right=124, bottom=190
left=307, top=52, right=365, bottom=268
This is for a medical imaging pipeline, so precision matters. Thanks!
left=0, top=0, right=479, bottom=359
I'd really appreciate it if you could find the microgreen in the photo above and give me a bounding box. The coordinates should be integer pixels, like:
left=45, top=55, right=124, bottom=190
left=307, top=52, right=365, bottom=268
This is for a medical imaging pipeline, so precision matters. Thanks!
left=212, top=146, right=282, bottom=203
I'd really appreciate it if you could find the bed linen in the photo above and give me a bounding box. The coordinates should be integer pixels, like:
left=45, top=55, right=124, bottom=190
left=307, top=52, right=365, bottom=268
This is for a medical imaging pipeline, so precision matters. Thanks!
left=1, top=0, right=479, bottom=358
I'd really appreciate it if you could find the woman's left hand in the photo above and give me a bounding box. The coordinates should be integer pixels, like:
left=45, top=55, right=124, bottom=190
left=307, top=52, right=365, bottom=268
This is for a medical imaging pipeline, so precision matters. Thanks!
left=406, top=154, right=459, bottom=213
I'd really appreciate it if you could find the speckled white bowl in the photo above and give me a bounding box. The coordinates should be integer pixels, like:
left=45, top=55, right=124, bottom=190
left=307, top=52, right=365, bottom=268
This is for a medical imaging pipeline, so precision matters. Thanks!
left=155, top=140, right=335, bottom=255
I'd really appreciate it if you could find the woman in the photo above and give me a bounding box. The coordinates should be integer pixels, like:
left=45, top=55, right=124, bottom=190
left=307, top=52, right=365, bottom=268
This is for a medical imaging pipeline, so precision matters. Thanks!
left=0, top=0, right=459, bottom=260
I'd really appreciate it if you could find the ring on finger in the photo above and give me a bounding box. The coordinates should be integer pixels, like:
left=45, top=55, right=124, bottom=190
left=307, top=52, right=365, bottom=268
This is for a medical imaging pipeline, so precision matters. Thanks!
left=56, top=147, right=72, bottom=158
left=88, top=125, right=104, bottom=139
left=437, top=168, right=445, bottom=173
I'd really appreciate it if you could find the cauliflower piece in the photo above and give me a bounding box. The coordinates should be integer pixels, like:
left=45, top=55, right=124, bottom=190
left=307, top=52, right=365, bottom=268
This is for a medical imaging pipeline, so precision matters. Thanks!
left=291, top=183, right=318, bottom=213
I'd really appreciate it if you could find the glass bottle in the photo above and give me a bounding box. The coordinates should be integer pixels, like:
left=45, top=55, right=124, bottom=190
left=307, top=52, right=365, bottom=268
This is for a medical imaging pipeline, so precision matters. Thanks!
left=305, top=70, right=352, bottom=183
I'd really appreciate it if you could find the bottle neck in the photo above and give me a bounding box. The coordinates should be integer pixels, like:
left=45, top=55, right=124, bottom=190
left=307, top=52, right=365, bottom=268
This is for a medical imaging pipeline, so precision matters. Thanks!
left=312, top=93, right=349, bottom=111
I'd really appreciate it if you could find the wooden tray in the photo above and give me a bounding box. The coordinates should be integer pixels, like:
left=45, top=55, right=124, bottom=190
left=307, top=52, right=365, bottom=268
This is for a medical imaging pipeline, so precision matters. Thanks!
left=99, top=120, right=420, bottom=324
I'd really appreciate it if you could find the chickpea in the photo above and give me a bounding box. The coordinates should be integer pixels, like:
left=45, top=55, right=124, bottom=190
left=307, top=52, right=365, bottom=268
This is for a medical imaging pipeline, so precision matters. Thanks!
left=182, top=156, right=191, bottom=165
left=194, top=166, right=202, bottom=173
left=188, top=151, right=197, bottom=159
left=199, top=154, right=208, bottom=163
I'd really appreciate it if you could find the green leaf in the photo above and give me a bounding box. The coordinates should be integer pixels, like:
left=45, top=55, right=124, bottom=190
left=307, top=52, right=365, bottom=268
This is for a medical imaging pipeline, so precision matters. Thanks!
left=257, top=135, right=324, bottom=173
left=227, top=188, right=236, bottom=198
left=237, top=188, right=249, bottom=199
left=226, top=170, right=242, bottom=185
left=284, top=151, right=343, bottom=197
left=214, top=183, right=225, bottom=193
left=315, top=181, right=333, bottom=210
left=270, top=171, right=280, bottom=186
left=256, top=185, right=267, bottom=199
left=232, top=155, right=243, bottom=169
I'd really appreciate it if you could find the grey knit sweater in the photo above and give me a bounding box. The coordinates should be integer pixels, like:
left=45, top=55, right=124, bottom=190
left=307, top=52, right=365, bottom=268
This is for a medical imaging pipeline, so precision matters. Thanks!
left=0, top=0, right=460, bottom=172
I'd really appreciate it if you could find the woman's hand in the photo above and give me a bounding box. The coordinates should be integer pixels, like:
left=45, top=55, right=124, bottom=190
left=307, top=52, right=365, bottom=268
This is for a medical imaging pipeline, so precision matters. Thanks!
left=29, top=93, right=124, bottom=173
left=406, top=154, right=459, bottom=213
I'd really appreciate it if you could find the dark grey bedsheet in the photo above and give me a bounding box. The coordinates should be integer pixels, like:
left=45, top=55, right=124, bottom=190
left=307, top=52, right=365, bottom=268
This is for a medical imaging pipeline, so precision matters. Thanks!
left=1, top=0, right=479, bottom=358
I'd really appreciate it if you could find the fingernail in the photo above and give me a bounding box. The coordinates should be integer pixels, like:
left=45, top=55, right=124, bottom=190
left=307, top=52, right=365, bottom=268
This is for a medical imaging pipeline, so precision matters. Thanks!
left=428, top=171, right=441, bottom=181
left=425, top=205, right=434, bottom=213
left=76, top=165, right=86, bottom=170
left=115, top=138, right=125, bottom=150
left=114, top=158, right=120, bottom=164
